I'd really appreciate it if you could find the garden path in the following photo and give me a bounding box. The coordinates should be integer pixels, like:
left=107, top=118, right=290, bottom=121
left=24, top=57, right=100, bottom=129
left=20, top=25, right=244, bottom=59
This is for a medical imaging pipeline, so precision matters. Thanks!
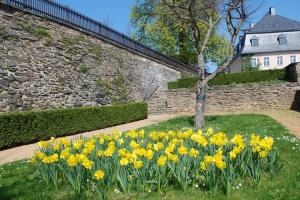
left=207, top=110, right=300, bottom=138
left=0, top=110, right=299, bottom=165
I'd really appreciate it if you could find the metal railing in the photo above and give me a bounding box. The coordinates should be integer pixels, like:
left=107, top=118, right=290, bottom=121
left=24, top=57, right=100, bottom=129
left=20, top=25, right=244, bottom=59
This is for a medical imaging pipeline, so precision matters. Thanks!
left=1, top=0, right=197, bottom=73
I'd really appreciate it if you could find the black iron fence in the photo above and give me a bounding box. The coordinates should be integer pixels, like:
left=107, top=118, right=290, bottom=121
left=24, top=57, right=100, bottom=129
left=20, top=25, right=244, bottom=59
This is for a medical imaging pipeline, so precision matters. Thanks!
left=1, top=0, right=197, bottom=73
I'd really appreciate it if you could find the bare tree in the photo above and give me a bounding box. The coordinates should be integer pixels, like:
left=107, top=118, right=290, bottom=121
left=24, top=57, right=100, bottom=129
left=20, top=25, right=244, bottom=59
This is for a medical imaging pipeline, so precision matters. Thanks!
left=161, top=0, right=260, bottom=129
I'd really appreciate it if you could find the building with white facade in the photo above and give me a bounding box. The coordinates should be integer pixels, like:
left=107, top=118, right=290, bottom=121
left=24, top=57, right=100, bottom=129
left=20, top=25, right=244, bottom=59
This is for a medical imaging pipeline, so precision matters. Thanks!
left=230, top=7, right=300, bottom=73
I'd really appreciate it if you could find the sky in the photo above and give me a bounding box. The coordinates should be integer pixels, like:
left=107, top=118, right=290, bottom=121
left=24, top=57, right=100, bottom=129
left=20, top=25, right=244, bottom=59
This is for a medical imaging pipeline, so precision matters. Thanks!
left=56, top=0, right=300, bottom=35
left=56, top=0, right=300, bottom=71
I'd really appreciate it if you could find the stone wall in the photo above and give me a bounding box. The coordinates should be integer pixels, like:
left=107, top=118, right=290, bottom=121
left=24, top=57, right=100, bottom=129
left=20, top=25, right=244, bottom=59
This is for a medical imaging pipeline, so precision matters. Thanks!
left=0, top=4, right=186, bottom=112
left=149, top=82, right=300, bottom=115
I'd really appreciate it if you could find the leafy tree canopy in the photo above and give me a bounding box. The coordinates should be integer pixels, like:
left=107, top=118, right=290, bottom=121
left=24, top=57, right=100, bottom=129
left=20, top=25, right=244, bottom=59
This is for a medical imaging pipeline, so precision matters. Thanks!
left=130, top=0, right=229, bottom=66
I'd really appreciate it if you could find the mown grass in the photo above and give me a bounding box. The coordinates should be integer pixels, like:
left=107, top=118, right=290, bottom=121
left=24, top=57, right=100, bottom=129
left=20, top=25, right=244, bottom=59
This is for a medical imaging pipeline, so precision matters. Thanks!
left=0, top=114, right=299, bottom=200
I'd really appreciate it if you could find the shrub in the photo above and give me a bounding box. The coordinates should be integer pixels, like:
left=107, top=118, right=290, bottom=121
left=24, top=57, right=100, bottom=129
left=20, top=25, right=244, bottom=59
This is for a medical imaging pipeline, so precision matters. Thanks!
left=168, top=69, right=288, bottom=89
left=167, top=81, right=179, bottom=89
left=0, top=102, right=147, bottom=150
left=209, top=69, right=285, bottom=86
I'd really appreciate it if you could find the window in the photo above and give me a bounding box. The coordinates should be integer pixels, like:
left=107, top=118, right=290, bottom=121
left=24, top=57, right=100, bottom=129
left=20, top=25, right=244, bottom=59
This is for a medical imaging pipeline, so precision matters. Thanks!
left=278, top=35, right=287, bottom=45
left=251, top=58, right=258, bottom=67
left=263, top=57, right=270, bottom=67
left=277, top=56, right=283, bottom=66
left=290, top=55, right=296, bottom=63
left=250, top=36, right=259, bottom=46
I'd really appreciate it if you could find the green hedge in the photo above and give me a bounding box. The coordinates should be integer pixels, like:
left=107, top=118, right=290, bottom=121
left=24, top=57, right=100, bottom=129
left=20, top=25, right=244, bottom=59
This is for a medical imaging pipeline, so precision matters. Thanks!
left=0, top=102, right=147, bottom=150
left=168, top=69, right=287, bottom=89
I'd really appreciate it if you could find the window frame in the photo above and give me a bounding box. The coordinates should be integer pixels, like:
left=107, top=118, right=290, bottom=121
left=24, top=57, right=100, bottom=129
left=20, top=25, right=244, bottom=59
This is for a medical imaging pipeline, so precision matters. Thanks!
left=263, top=57, right=270, bottom=67
left=277, top=56, right=283, bottom=66
left=250, top=36, right=259, bottom=47
left=251, top=57, right=258, bottom=67
left=278, top=35, right=287, bottom=45
left=290, top=55, right=296, bottom=63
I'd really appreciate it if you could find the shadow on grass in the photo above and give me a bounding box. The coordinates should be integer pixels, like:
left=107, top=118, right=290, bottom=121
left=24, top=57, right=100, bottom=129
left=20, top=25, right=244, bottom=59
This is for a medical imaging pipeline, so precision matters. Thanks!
left=0, top=186, right=14, bottom=200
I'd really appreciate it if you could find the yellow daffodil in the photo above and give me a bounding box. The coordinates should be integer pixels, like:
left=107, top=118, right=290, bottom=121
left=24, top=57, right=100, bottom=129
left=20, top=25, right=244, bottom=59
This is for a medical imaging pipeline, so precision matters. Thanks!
left=200, top=162, right=206, bottom=171
left=146, top=149, right=154, bottom=160
left=82, top=159, right=94, bottom=169
left=52, top=144, right=60, bottom=151
left=133, top=160, right=143, bottom=169
left=94, top=170, right=105, bottom=180
left=67, top=155, right=78, bottom=167
left=157, top=156, right=167, bottom=167
left=38, top=141, right=50, bottom=149
left=120, top=157, right=129, bottom=166
left=168, top=154, right=179, bottom=163
left=189, top=148, right=199, bottom=158
left=178, top=145, right=188, bottom=155
left=259, top=150, right=268, bottom=158
left=60, top=148, right=71, bottom=159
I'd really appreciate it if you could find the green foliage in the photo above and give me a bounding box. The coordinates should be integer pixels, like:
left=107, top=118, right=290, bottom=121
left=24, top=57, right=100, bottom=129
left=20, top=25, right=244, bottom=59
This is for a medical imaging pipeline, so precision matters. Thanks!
left=62, top=34, right=84, bottom=46
left=79, top=64, right=89, bottom=74
left=15, top=20, right=52, bottom=42
left=167, top=81, right=179, bottom=89
left=242, top=55, right=260, bottom=72
left=96, top=58, right=129, bottom=104
left=89, top=46, right=102, bottom=62
left=267, top=149, right=284, bottom=179
left=168, top=77, right=198, bottom=89
left=209, top=69, right=286, bottom=86
left=168, top=69, right=288, bottom=89
left=0, top=30, right=9, bottom=40
left=96, top=79, right=112, bottom=96
left=0, top=102, right=147, bottom=149
left=15, top=20, right=32, bottom=32
left=130, top=0, right=229, bottom=65
left=33, top=28, right=51, bottom=39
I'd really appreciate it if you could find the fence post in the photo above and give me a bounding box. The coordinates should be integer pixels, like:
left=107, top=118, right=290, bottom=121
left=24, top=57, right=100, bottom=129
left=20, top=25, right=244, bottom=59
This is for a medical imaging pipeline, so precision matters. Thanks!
left=65, top=6, right=70, bottom=21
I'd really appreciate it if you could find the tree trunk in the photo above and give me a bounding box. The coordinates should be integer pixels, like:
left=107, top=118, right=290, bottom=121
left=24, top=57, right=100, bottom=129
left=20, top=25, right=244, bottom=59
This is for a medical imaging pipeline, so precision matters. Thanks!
left=194, top=53, right=206, bottom=130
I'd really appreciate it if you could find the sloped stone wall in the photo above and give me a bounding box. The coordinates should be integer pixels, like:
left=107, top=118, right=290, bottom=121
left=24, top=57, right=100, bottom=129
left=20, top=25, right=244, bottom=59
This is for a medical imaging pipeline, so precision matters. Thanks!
left=0, top=4, right=182, bottom=112
left=149, top=82, right=299, bottom=115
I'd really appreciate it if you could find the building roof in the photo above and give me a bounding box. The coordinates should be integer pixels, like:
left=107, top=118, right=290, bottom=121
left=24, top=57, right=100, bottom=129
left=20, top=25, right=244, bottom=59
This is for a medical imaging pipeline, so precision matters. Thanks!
left=241, top=31, right=300, bottom=54
left=234, top=8, right=300, bottom=56
left=247, top=12, right=300, bottom=34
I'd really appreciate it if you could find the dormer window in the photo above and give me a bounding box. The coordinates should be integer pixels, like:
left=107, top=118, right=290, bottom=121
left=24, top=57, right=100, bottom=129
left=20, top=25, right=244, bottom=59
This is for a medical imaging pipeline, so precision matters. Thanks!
left=278, top=35, right=287, bottom=45
left=250, top=36, right=259, bottom=47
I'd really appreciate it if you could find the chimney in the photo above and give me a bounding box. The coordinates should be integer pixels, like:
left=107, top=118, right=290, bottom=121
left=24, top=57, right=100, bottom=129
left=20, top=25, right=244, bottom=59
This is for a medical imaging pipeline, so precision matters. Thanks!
left=270, top=7, right=276, bottom=15
left=249, top=22, right=255, bottom=28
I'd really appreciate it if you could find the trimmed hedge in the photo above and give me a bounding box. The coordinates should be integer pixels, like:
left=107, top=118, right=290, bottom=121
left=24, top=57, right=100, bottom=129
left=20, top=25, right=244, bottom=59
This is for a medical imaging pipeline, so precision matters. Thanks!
left=168, top=69, right=287, bottom=89
left=0, top=102, right=147, bottom=150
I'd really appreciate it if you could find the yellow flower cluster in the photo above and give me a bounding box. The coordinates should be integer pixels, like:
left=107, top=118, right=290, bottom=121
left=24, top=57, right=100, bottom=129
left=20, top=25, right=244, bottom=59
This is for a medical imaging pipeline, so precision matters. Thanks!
left=209, top=132, right=228, bottom=146
left=251, top=134, right=274, bottom=157
left=229, top=134, right=245, bottom=159
left=32, top=128, right=276, bottom=191
left=38, top=153, right=59, bottom=164
left=200, top=149, right=226, bottom=170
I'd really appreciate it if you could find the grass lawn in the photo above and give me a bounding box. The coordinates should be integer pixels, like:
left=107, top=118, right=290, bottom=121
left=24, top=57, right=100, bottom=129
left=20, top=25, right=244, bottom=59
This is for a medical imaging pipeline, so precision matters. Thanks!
left=0, top=114, right=299, bottom=200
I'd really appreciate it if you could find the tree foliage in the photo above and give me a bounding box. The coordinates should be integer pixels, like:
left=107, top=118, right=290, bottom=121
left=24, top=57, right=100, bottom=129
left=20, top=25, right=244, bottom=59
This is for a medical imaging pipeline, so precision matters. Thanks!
left=130, top=0, right=229, bottom=65
left=242, top=55, right=260, bottom=72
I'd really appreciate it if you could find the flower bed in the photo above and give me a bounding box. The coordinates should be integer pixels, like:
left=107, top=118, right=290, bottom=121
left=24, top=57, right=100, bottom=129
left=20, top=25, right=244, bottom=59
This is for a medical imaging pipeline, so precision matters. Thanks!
left=31, top=128, right=281, bottom=199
